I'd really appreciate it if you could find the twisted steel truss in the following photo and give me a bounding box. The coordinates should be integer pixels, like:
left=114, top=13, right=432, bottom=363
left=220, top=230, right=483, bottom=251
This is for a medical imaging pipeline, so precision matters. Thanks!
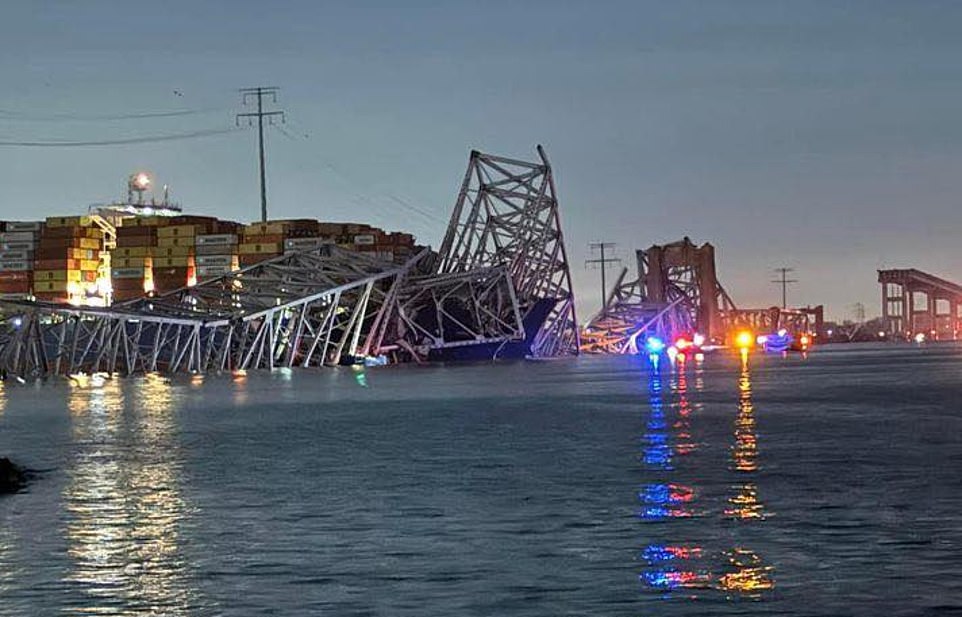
left=437, top=146, right=579, bottom=356
left=0, top=246, right=421, bottom=377
left=0, top=146, right=580, bottom=378
left=581, top=239, right=736, bottom=353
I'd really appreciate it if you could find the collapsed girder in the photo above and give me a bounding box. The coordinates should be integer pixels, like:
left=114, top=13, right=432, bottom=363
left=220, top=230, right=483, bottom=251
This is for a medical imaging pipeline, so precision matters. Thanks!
left=582, top=238, right=735, bottom=352
left=0, top=246, right=419, bottom=377
left=437, top=146, right=579, bottom=356
left=582, top=237, right=825, bottom=353
left=365, top=265, right=525, bottom=360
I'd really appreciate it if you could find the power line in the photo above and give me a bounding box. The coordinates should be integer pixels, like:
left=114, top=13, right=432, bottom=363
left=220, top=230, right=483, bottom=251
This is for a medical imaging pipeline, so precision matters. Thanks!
left=771, top=267, right=798, bottom=309
left=270, top=122, right=444, bottom=226
left=0, top=107, right=228, bottom=122
left=0, top=127, right=241, bottom=147
left=237, top=87, right=284, bottom=223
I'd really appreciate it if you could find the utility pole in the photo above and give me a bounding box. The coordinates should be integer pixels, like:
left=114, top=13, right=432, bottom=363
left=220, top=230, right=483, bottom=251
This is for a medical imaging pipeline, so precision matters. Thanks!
left=586, top=242, right=621, bottom=319
left=853, top=302, right=866, bottom=323
left=237, top=87, right=284, bottom=222
left=771, top=267, right=798, bottom=309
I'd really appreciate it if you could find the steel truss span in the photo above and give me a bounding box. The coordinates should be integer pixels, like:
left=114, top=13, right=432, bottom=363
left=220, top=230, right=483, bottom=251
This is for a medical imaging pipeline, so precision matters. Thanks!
left=0, top=146, right=579, bottom=378
left=0, top=246, right=421, bottom=378
left=437, top=146, right=579, bottom=356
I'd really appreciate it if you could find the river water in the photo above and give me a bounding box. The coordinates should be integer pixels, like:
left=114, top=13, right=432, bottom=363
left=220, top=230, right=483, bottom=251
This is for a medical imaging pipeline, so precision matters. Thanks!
left=0, top=344, right=960, bottom=615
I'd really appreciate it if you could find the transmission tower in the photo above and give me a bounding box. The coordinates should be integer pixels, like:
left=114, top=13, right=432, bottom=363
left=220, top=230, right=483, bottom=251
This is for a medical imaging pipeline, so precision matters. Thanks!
left=771, top=267, right=798, bottom=309
left=586, top=242, right=621, bottom=319
left=237, top=87, right=285, bottom=222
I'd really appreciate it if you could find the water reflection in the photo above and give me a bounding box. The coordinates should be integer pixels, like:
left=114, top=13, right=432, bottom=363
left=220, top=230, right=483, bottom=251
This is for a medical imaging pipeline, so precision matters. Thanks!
left=231, top=369, right=248, bottom=406
left=64, top=373, right=196, bottom=615
left=639, top=357, right=705, bottom=590
left=726, top=351, right=769, bottom=521
left=718, top=351, right=774, bottom=597
left=640, top=350, right=775, bottom=599
left=641, top=365, right=672, bottom=471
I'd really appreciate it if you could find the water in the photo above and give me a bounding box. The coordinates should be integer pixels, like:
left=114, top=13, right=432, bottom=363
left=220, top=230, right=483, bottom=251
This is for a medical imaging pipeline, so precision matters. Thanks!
left=0, top=344, right=961, bottom=615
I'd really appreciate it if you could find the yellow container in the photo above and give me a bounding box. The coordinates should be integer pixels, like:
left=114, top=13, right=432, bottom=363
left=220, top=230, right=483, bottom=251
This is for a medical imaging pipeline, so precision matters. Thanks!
left=46, top=215, right=92, bottom=228
left=154, top=245, right=192, bottom=256
left=239, top=242, right=283, bottom=255
left=68, top=248, right=96, bottom=260
left=80, top=259, right=100, bottom=271
left=153, top=256, right=192, bottom=268
left=79, top=238, right=100, bottom=250
left=243, top=222, right=286, bottom=236
left=33, top=280, right=70, bottom=293
left=126, top=216, right=169, bottom=227
left=113, top=246, right=151, bottom=258
left=156, top=236, right=195, bottom=248
left=112, top=257, right=151, bottom=268
left=34, top=270, right=82, bottom=282
left=157, top=224, right=201, bottom=238
left=83, top=227, right=103, bottom=239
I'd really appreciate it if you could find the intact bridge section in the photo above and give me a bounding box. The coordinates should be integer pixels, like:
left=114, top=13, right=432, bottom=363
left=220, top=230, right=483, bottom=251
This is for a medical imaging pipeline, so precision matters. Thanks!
left=879, top=269, right=962, bottom=339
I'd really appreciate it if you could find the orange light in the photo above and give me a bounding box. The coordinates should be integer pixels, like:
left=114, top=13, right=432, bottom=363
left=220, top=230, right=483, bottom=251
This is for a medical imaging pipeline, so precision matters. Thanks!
left=734, top=331, right=754, bottom=349
left=675, top=337, right=692, bottom=351
left=799, top=334, right=811, bottom=347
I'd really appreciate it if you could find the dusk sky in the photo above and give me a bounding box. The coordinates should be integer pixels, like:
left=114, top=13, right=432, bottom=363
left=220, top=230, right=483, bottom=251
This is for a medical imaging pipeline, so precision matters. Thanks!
left=2, top=1, right=961, bottom=321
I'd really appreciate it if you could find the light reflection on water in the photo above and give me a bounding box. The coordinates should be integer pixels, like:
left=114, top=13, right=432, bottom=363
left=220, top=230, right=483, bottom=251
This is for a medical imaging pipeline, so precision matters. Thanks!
left=718, top=351, right=774, bottom=596
left=640, top=350, right=775, bottom=598
left=63, top=373, right=197, bottom=615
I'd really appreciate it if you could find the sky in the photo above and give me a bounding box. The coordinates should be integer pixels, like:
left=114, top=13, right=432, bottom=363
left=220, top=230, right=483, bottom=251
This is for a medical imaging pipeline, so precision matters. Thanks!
left=2, top=0, right=961, bottom=322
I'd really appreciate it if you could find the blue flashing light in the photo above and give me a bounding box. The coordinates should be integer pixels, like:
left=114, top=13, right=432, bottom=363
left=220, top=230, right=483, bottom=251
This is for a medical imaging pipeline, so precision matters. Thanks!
left=645, top=336, right=666, bottom=354
left=642, top=545, right=675, bottom=564
left=763, top=331, right=792, bottom=353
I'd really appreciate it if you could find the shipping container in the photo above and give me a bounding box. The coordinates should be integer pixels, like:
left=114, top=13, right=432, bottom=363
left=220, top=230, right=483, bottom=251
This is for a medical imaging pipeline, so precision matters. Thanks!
left=156, top=236, right=195, bottom=248
left=195, top=243, right=237, bottom=255
left=112, top=267, right=148, bottom=279
left=4, top=221, right=43, bottom=232
left=114, top=246, right=152, bottom=258
left=116, top=234, right=157, bottom=247
left=45, top=215, right=92, bottom=228
left=157, top=224, right=205, bottom=238
left=153, top=256, right=192, bottom=268
left=2, top=242, right=37, bottom=252
left=112, top=257, right=151, bottom=268
left=195, top=233, right=238, bottom=246
left=34, top=270, right=82, bottom=282
left=0, top=260, right=32, bottom=271
left=239, top=242, right=283, bottom=255
left=0, top=250, right=33, bottom=261
left=240, top=233, right=285, bottom=244
left=34, top=280, right=70, bottom=293
left=34, top=259, right=80, bottom=270
left=243, top=222, right=287, bottom=236
left=0, top=231, right=39, bottom=243
left=195, top=255, right=237, bottom=267
left=284, top=237, right=333, bottom=251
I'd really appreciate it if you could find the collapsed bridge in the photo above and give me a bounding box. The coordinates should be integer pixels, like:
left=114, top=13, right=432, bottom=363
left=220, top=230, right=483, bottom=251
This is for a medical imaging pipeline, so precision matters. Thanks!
left=0, top=147, right=579, bottom=379
left=581, top=237, right=823, bottom=353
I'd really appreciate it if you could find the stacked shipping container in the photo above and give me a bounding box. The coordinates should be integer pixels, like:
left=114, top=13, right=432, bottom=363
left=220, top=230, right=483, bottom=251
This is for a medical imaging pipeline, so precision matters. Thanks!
left=195, top=220, right=241, bottom=282
left=112, top=216, right=165, bottom=302
left=0, top=221, right=43, bottom=299
left=0, top=214, right=417, bottom=303
left=34, top=217, right=103, bottom=303
left=240, top=219, right=320, bottom=267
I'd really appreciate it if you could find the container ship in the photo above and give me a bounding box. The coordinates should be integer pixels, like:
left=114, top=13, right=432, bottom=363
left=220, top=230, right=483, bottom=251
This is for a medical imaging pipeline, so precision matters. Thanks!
left=0, top=173, right=420, bottom=307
